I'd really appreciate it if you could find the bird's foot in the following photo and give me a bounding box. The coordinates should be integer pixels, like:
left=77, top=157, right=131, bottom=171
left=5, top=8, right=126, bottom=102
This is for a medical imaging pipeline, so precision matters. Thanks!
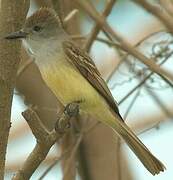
left=55, top=101, right=80, bottom=133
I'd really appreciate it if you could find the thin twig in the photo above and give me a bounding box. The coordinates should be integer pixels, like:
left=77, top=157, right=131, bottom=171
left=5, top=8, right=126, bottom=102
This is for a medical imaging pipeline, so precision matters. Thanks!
left=51, top=0, right=64, bottom=23
left=133, top=0, right=173, bottom=34
left=96, top=37, right=122, bottom=49
left=74, top=0, right=173, bottom=86
left=116, top=139, right=122, bottom=180
left=84, top=0, right=116, bottom=52
left=64, top=9, right=79, bottom=25
left=17, top=59, right=34, bottom=77
left=145, top=85, right=173, bottom=119
left=38, top=132, right=84, bottom=180
left=63, top=134, right=83, bottom=180
left=123, top=88, right=141, bottom=120
left=119, top=51, right=173, bottom=105
left=106, top=30, right=168, bottom=83
left=38, top=149, right=70, bottom=180
left=160, top=0, right=173, bottom=17
left=137, top=122, right=161, bottom=136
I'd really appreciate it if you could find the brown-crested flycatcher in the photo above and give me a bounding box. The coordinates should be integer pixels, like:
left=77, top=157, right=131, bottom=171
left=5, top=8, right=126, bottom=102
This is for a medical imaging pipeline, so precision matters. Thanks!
left=5, top=8, right=165, bottom=175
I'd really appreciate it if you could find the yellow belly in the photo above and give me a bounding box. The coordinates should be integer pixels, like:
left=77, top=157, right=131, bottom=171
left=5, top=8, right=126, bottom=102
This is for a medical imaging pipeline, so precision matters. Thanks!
left=39, top=60, right=108, bottom=113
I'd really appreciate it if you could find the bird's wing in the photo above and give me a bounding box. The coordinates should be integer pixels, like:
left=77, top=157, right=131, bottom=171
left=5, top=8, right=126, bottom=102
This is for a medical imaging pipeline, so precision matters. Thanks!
left=63, top=41, right=122, bottom=118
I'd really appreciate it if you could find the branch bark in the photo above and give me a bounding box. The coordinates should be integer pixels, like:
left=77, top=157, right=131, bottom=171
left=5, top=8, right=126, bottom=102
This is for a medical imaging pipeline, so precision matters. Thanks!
left=0, top=1, right=29, bottom=179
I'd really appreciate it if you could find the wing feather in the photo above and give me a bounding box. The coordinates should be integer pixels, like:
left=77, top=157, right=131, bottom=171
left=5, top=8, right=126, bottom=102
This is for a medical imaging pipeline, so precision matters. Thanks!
left=63, top=41, right=122, bottom=119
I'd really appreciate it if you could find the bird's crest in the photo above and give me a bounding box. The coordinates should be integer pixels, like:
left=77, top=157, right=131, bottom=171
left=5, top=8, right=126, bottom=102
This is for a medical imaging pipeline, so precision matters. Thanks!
left=25, top=7, right=61, bottom=27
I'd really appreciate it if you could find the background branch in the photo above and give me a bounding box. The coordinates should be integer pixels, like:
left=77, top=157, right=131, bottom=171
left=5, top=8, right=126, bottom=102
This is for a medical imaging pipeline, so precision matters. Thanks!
left=160, top=0, right=173, bottom=17
left=74, top=0, right=173, bottom=85
left=84, top=0, right=116, bottom=52
left=133, top=0, right=173, bottom=33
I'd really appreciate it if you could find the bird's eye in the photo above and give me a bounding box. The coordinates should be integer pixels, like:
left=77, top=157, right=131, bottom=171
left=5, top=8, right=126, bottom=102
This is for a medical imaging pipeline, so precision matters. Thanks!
left=33, top=25, right=42, bottom=32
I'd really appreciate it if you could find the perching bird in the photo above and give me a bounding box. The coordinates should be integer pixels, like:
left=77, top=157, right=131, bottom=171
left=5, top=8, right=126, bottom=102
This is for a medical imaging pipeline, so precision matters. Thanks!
left=5, top=8, right=165, bottom=175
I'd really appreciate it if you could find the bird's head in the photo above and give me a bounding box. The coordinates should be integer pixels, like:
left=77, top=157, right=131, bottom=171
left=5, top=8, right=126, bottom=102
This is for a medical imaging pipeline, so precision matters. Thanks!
left=5, top=8, right=64, bottom=54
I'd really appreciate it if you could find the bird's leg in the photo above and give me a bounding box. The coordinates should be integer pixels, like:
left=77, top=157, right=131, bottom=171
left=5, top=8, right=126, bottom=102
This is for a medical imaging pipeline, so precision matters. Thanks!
left=55, top=101, right=80, bottom=133
left=64, top=101, right=80, bottom=118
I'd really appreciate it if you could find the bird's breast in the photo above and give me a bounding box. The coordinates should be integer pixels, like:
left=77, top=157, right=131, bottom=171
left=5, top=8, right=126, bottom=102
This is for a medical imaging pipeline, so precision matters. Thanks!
left=38, top=57, right=105, bottom=112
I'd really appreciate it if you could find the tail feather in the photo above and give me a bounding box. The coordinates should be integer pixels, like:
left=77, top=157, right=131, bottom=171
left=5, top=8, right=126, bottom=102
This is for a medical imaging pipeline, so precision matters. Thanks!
left=106, top=116, right=165, bottom=175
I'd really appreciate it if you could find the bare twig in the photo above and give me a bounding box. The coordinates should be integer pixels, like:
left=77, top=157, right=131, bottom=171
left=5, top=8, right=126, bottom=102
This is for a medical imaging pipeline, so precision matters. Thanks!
left=0, top=1, right=29, bottom=179
left=12, top=102, right=79, bottom=180
left=38, top=131, right=83, bottom=180
left=131, top=111, right=167, bottom=136
left=160, top=0, right=173, bottom=17
left=64, top=9, right=79, bottom=25
left=96, top=37, right=122, bottom=49
left=119, top=51, right=173, bottom=105
left=84, top=0, right=116, bottom=52
left=5, top=155, right=62, bottom=172
left=38, top=149, right=70, bottom=180
left=74, top=0, right=173, bottom=85
left=116, top=139, right=122, bottom=180
left=63, top=134, right=83, bottom=180
left=17, top=59, right=34, bottom=77
left=105, top=30, right=167, bottom=83
left=123, top=88, right=141, bottom=120
left=51, top=0, right=64, bottom=20
left=145, top=85, right=173, bottom=119
left=133, top=0, right=173, bottom=34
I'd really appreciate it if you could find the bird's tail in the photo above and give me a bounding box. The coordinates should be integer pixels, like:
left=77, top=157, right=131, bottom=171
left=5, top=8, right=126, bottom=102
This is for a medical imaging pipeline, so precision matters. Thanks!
left=105, top=115, right=165, bottom=175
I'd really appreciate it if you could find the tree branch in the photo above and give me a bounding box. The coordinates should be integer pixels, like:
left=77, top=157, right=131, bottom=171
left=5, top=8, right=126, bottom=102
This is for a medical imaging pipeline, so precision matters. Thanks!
left=160, top=0, right=173, bottom=17
left=84, top=0, right=116, bottom=52
left=12, top=103, right=79, bottom=180
left=38, top=148, right=71, bottom=180
left=133, top=0, right=173, bottom=34
left=0, top=1, right=29, bottom=179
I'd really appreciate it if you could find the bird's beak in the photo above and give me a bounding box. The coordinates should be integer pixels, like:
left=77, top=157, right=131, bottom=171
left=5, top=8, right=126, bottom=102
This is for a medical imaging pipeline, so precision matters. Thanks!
left=4, top=30, right=28, bottom=40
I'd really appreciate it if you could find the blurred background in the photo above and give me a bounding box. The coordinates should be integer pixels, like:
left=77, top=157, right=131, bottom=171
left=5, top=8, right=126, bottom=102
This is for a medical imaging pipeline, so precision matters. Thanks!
left=5, top=0, right=173, bottom=179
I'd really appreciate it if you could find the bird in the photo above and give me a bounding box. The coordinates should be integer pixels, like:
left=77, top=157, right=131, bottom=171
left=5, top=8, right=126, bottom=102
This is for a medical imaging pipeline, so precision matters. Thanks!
left=5, top=7, right=165, bottom=175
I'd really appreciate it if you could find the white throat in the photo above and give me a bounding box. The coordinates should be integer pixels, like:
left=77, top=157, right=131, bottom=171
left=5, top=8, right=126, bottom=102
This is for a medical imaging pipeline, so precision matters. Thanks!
left=25, top=38, right=62, bottom=56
